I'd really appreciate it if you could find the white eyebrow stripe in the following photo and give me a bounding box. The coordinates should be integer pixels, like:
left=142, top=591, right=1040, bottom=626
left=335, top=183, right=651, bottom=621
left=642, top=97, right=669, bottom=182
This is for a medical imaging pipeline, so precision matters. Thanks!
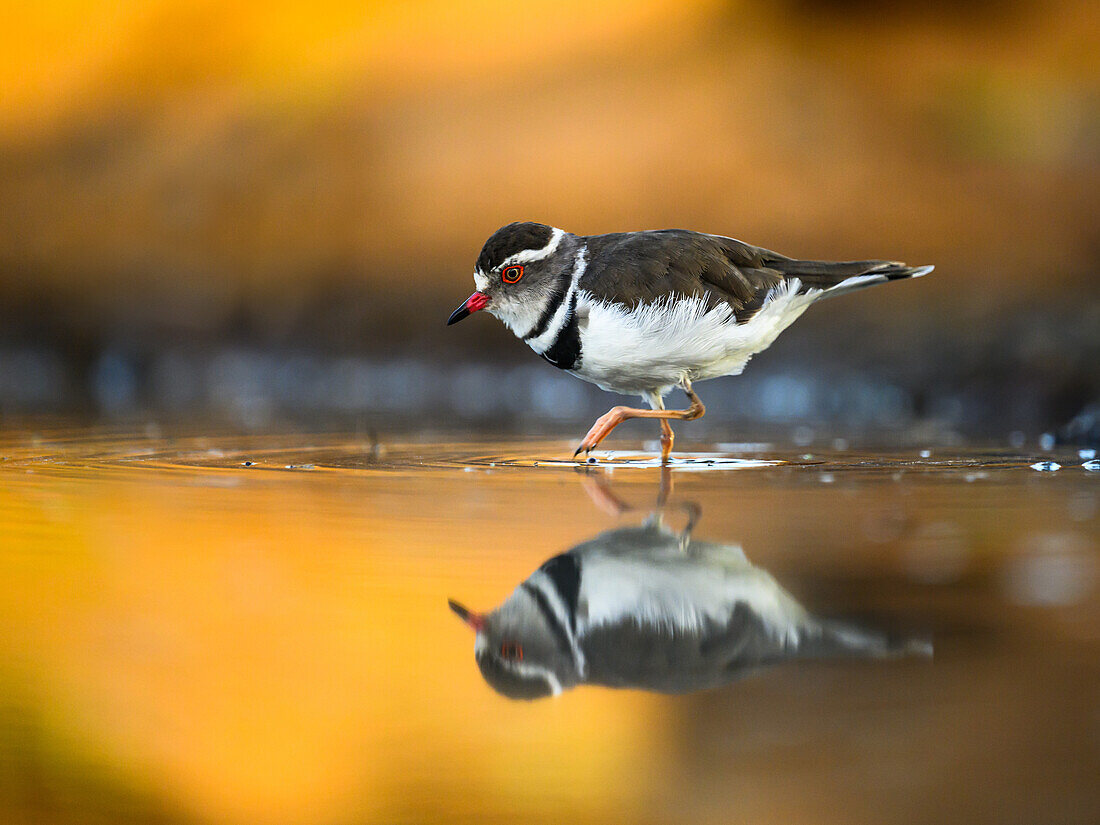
left=544, top=671, right=563, bottom=696
left=499, top=659, right=564, bottom=696
left=499, top=227, right=565, bottom=268
left=507, top=658, right=564, bottom=695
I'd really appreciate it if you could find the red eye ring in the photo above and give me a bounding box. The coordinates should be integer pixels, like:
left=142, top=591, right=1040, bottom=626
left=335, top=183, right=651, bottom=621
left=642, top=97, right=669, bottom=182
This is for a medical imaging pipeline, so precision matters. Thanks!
left=500, top=642, right=523, bottom=660
left=502, top=264, right=524, bottom=284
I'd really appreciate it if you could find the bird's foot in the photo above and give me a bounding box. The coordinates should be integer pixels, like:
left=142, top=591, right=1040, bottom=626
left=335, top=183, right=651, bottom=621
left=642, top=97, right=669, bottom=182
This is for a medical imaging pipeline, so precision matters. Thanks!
left=573, top=407, right=629, bottom=460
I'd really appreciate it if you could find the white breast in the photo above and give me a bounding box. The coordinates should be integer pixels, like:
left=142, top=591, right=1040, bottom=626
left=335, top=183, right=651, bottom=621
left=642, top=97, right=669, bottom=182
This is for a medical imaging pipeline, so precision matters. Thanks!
left=577, top=549, right=807, bottom=645
left=574, top=279, right=821, bottom=395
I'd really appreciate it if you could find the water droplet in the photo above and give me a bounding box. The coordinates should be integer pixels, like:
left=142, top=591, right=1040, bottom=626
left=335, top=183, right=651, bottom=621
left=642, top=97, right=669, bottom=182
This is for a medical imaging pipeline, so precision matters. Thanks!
left=832, top=438, right=848, bottom=451
left=919, top=449, right=932, bottom=458
left=1039, top=433, right=1056, bottom=450
left=1008, top=430, right=1026, bottom=449
left=1079, top=448, right=1097, bottom=460
left=1030, top=461, right=1061, bottom=471
left=820, top=473, right=835, bottom=484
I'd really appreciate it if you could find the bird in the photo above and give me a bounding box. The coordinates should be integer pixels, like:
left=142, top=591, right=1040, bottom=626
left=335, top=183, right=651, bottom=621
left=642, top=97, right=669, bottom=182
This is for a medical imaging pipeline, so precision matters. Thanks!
left=448, top=519, right=931, bottom=700
left=447, top=222, right=932, bottom=461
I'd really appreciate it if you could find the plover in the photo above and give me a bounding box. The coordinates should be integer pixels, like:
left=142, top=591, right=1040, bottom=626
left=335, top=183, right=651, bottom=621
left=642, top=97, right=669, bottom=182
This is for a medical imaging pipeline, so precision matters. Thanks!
left=449, top=520, right=929, bottom=699
left=448, top=222, right=932, bottom=460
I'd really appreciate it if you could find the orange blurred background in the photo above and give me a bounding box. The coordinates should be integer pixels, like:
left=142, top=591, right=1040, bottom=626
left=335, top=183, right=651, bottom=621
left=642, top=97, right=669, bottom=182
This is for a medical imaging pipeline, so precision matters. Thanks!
left=0, top=0, right=1098, bottom=430
left=3, top=9, right=1098, bottom=823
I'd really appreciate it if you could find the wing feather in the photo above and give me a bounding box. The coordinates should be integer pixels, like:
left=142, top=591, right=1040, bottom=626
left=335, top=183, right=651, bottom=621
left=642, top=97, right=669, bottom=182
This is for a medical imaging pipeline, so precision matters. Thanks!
left=579, top=230, right=924, bottom=321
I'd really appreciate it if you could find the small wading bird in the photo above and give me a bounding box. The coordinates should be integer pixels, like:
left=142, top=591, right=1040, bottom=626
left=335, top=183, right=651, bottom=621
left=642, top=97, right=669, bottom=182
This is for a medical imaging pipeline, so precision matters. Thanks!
left=448, top=477, right=931, bottom=699
left=447, top=222, right=932, bottom=461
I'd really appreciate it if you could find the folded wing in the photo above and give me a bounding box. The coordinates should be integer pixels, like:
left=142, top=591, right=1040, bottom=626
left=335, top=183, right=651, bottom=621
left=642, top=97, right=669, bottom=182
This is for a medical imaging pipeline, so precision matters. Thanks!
left=580, top=230, right=930, bottom=322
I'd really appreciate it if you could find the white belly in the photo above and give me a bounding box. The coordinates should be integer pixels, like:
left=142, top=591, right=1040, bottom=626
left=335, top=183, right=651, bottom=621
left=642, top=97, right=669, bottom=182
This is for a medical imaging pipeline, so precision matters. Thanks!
left=573, top=280, right=820, bottom=396
left=578, top=541, right=807, bottom=641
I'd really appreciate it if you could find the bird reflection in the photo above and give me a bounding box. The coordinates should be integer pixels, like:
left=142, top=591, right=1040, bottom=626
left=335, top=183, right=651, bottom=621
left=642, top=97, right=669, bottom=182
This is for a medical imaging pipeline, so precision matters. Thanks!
left=450, top=472, right=930, bottom=700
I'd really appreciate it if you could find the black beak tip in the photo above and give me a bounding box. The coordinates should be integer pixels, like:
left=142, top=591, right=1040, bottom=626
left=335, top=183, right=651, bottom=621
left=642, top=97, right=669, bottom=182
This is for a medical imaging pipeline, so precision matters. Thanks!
left=448, top=599, right=468, bottom=620
left=446, top=306, right=470, bottom=326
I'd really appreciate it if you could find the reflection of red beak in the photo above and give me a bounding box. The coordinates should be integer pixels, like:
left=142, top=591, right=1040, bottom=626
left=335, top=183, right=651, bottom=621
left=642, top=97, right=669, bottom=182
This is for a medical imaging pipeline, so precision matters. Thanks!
left=448, top=599, right=485, bottom=631
left=446, top=292, right=490, bottom=326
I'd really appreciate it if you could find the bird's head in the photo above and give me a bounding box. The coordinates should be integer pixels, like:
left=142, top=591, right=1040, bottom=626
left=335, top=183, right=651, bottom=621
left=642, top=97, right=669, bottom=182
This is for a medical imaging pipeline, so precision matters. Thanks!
left=448, top=591, right=580, bottom=700
left=446, top=222, right=576, bottom=334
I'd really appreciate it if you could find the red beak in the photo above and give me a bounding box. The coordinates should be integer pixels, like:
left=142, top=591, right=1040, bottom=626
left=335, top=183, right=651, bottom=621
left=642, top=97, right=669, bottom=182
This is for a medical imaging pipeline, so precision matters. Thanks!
left=447, top=292, right=490, bottom=326
left=448, top=599, right=485, bottom=631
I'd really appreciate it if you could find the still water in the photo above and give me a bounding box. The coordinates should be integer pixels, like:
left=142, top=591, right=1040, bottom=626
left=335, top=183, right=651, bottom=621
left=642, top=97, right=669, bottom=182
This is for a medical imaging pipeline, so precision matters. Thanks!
left=1, top=425, right=1098, bottom=824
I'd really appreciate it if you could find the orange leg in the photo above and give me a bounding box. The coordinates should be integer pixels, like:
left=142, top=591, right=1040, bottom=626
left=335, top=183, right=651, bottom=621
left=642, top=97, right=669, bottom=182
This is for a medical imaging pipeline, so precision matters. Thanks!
left=574, top=382, right=705, bottom=462
left=579, top=473, right=631, bottom=516
left=651, top=393, right=676, bottom=462
left=580, top=464, right=675, bottom=512
left=578, top=465, right=691, bottom=529
left=659, top=418, right=675, bottom=462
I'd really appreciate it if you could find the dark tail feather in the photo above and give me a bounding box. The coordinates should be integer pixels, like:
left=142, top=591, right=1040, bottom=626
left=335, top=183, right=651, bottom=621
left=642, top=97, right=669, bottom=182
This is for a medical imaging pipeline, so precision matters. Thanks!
left=771, top=258, right=934, bottom=298
left=798, top=619, right=934, bottom=662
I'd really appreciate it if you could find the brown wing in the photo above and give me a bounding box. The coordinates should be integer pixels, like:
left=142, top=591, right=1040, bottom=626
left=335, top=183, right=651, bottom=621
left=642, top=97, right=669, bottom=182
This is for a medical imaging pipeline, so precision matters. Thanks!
left=579, top=230, right=921, bottom=321
left=579, top=230, right=786, bottom=321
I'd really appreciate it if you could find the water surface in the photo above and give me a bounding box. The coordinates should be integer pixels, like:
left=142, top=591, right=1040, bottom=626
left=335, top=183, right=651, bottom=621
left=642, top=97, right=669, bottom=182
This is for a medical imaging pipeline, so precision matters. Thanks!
left=1, top=425, right=1097, bottom=824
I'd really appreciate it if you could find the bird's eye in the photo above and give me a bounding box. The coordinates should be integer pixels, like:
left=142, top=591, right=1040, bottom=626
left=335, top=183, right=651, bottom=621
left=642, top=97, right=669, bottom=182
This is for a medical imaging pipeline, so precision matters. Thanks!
left=502, top=265, right=524, bottom=284
left=500, top=641, right=523, bottom=660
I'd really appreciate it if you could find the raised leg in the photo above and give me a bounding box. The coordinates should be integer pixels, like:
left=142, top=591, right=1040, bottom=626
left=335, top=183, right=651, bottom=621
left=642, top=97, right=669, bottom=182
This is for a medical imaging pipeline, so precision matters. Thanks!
left=579, top=472, right=631, bottom=517
left=574, top=380, right=705, bottom=460
left=578, top=466, right=690, bottom=529
left=581, top=464, right=675, bottom=512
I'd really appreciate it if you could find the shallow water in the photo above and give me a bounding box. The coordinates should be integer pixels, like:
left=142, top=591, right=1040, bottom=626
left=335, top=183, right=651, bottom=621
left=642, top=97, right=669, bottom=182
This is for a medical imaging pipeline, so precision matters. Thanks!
left=1, top=425, right=1098, bottom=824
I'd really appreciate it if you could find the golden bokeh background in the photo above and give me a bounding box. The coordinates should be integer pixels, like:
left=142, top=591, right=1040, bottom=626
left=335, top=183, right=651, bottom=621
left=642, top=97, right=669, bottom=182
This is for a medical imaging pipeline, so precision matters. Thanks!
left=2, top=431, right=1098, bottom=824
left=2, top=8, right=1098, bottom=823
left=3, top=0, right=1097, bottom=348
